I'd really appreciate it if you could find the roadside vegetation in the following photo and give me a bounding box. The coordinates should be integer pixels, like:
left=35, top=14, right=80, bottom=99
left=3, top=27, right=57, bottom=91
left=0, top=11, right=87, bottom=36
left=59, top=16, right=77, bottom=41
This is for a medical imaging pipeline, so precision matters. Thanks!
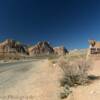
left=48, top=50, right=90, bottom=99
left=57, top=56, right=90, bottom=99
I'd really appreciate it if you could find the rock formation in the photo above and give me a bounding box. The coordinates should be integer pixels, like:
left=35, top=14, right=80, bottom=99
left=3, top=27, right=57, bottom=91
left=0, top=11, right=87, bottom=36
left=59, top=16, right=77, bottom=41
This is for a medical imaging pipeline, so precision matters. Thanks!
left=0, top=39, right=28, bottom=56
left=0, top=39, right=68, bottom=58
left=53, top=46, right=68, bottom=55
left=28, top=41, right=68, bottom=56
left=28, top=41, right=54, bottom=56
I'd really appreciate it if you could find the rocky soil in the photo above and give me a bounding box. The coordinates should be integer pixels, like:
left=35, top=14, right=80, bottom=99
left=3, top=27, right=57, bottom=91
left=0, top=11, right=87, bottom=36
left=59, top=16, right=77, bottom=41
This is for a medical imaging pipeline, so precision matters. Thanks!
left=66, top=60, right=100, bottom=100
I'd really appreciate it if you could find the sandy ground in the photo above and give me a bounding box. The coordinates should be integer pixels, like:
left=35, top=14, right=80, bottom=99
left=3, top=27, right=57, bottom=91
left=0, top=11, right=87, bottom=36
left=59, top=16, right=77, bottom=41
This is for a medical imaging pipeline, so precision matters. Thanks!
left=2, top=58, right=100, bottom=100
left=0, top=59, right=62, bottom=100
left=66, top=60, right=100, bottom=100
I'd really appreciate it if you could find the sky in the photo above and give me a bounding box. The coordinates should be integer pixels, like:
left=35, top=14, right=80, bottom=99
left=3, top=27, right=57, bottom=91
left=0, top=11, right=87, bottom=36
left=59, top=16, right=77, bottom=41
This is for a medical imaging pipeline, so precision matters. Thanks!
left=0, top=0, right=100, bottom=49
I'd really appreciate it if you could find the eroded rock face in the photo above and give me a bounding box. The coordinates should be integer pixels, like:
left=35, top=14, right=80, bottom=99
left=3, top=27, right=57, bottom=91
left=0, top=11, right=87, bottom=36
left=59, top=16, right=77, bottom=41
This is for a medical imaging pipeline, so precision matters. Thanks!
left=53, top=46, right=68, bottom=55
left=0, top=39, right=68, bottom=57
left=0, top=39, right=28, bottom=55
left=28, top=41, right=54, bottom=56
left=28, top=41, right=68, bottom=56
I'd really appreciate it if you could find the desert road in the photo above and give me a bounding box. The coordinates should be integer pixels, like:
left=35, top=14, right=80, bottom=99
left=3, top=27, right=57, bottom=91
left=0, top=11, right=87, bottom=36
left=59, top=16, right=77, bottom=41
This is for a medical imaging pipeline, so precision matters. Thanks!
left=0, top=59, right=61, bottom=100
left=0, top=60, right=35, bottom=86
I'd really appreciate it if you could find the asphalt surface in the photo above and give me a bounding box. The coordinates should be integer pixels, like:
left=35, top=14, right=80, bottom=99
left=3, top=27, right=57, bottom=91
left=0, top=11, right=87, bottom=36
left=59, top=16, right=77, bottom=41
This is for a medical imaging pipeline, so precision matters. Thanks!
left=0, top=60, right=36, bottom=89
left=0, top=59, right=60, bottom=100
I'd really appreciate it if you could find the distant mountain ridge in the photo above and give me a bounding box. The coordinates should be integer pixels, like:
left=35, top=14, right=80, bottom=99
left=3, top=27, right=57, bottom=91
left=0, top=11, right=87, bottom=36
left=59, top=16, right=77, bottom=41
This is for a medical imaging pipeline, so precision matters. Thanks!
left=0, top=39, right=68, bottom=58
left=28, top=41, right=54, bottom=56
left=0, top=39, right=28, bottom=54
left=28, top=41, right=68, bottom=56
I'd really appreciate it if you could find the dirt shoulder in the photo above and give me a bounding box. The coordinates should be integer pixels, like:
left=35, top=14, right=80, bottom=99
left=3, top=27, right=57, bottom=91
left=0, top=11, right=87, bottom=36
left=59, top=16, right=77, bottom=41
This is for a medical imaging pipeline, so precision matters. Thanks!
left=67, top=60, right=100, bottom=100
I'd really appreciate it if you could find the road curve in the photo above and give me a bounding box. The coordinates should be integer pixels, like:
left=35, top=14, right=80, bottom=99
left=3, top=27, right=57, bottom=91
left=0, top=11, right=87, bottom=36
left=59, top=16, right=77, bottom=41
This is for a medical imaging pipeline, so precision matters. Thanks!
left=0, top=59, right=61, bottom=100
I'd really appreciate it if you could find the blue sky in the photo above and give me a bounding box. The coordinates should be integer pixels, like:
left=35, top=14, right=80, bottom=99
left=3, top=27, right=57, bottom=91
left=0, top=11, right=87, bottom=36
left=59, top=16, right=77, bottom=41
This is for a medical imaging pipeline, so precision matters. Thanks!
left=0, top=0, right=100, bottom=49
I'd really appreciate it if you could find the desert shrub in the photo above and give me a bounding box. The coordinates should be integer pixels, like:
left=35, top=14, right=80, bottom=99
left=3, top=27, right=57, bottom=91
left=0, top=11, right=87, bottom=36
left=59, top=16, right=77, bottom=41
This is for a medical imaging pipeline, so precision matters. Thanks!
left=58, top=57, right=90, bottom=87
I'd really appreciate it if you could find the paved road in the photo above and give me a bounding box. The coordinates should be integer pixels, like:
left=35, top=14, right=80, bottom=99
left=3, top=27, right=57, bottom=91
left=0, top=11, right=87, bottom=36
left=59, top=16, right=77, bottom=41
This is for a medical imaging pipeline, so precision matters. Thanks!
left=0, top=60, right=36, bottom=73
left=0, top=60, right=39, bottom=94
left=0, top=59, right=60, bottom=100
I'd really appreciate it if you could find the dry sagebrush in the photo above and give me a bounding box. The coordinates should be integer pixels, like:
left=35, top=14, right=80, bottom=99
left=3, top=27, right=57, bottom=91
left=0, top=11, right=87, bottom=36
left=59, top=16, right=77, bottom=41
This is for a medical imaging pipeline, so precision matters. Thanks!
left=58, top=57, right=90, bottom=87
